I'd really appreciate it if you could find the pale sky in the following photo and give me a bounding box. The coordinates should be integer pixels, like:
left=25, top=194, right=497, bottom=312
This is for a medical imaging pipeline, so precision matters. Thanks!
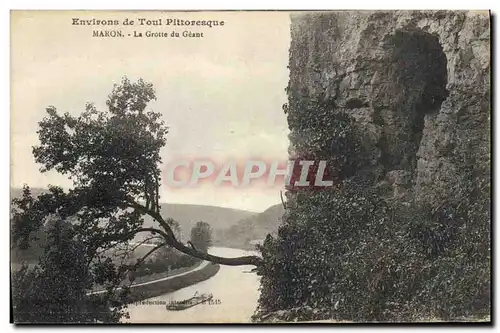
left=11, top=11, right=291, bottom=212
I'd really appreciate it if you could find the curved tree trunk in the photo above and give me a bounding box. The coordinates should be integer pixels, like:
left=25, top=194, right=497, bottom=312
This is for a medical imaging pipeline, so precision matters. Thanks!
left=126, top=200, right=264, bottom=267
left=173, top=239, right=263, bottom=266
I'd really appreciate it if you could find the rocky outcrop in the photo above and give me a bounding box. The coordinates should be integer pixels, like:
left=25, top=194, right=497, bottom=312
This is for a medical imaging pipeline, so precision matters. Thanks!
left=287, top=10, right=490, bottom=206
left=256, top=11, right=490, bottom=322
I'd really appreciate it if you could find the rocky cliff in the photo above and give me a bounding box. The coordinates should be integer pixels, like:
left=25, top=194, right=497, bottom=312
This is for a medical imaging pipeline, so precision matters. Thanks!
left=256, top=11, right=490, bottom=322
left=286, top=10, right=490, bottom=206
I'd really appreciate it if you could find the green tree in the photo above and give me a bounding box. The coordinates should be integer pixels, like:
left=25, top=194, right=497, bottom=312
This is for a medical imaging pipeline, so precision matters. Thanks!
left=189, top=221, right=213, bottom=253
left=13, top=77, right=260, bottom=266
left=11, top=77, right=261, bottom=322
left=12, top=217, right=125, bottom=323
left=168, top=217, right=182, bottom=240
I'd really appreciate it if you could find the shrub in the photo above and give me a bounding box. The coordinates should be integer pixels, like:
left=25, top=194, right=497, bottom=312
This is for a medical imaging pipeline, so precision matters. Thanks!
left=256, top=98, right=490, bottom=321
left=134, top=249, right=200, bottom=278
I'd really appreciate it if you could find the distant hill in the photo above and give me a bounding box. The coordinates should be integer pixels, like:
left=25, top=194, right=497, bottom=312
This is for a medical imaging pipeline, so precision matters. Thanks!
left=10, top=187, right=48, bottom=200
left=141, top=203, right=256, bottom=240
left=10, top=187, right=256, bottom=242
left=214, top=203, right=285, bottom=250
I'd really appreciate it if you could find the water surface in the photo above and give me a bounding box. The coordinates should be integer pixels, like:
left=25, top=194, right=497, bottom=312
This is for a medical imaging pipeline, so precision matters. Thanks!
left=126, top=247, right=261, bottom=323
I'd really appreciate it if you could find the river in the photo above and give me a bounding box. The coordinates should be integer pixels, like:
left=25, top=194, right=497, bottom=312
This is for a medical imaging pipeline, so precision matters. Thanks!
left=126, top=247, right=261, bottom=323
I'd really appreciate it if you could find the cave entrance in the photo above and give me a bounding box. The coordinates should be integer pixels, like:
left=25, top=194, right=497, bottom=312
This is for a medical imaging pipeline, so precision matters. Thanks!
left=378, top=29, right=449, bottom=173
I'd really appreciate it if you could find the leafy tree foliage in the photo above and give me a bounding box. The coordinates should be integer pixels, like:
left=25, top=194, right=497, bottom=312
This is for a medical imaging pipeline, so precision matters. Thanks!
left=11, top=77, right=261, bottom=322
left=136, top=250, right=200, bottom=278
left=12, top=217, right=126, bottom=323
left=190, top=221, right=213, bottom=253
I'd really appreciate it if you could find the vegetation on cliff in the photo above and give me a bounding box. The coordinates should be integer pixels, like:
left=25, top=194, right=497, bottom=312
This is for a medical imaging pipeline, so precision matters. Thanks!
left=256, top=83, right=490, bottom=322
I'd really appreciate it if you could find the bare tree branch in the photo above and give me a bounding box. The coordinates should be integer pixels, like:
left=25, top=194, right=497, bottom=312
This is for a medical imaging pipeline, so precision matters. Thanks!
left=89, top=242, right=167, bottom=297
left=280, top=190, right=287, bottom=209
left=170, top=238, right=262, bottom=266
left=187, top=241, right=197, bottom=251
left=132, top=242, right=166, bottom=268
left=128, top=236, right=162, bottom=252
left=124, top=199, right=263, bottom=266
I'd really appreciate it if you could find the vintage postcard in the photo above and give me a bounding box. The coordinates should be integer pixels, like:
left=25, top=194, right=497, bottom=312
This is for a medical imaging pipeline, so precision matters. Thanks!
left=10, top=10, right=491, bottom=324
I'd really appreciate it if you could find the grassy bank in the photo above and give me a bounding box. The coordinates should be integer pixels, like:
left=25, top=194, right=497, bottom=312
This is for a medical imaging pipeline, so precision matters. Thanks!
left=92, top=262, right=220, bottom=304
left=89, top=261, right=203, bottom=293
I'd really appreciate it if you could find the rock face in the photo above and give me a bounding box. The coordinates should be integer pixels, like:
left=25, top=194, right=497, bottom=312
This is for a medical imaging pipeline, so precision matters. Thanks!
left=287, top=10, right=490, bottom=206
left=256, top=12, right=490, bottom=322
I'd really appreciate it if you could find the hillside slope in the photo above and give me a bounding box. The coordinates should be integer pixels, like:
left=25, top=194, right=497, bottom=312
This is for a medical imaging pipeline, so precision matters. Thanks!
left=10, top=187, right=256, bottom=242
left=214, top=204, right=285, bottom=250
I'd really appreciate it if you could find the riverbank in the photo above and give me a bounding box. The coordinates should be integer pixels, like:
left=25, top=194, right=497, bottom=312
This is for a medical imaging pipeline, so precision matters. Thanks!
left=126, top=247, right=260, bottom=323
left=126, top=263, right=220, bottom=303
left=89, top=261, right=203, bottom=293
left=91, top=262, right=220, bottom=304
